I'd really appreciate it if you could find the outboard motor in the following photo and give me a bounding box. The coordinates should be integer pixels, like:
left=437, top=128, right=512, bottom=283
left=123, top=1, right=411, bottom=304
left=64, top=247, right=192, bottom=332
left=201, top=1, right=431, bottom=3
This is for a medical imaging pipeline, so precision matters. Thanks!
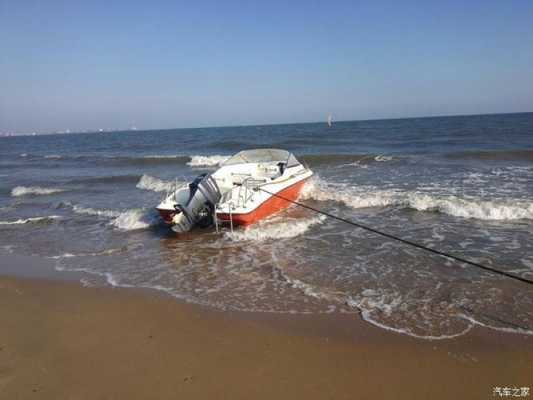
left=171, top=173, right=221, bottom=233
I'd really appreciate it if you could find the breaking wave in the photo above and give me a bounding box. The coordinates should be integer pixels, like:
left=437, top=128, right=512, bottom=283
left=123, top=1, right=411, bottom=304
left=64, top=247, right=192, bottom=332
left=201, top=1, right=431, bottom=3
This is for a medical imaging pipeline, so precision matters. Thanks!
left=406, top=194, right=533, bottom=220
left=302, top=177, right=533, bottom=220
left=136, top=174, right=176, bottom=192
left=11, top=186, right=65, bottom=197
left=187, top=155, right=228, bottom=167
left=16, top=151, right=402, bottom=168
left=225, top=215, right=325, bottom=241
left=69, top=204, right=122, bottom=218
left=374, top=155, right=393, bottom=162
left=61, top=201, right=160, bottom=230
left=0, top=215, right=61, bottom=225
left=111, top=208, right=161, bottom=231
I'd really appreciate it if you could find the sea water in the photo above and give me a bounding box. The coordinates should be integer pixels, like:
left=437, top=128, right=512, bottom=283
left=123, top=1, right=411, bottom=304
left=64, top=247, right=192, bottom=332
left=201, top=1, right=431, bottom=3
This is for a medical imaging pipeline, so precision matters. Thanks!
left=1, top=113, right=533, bottom=339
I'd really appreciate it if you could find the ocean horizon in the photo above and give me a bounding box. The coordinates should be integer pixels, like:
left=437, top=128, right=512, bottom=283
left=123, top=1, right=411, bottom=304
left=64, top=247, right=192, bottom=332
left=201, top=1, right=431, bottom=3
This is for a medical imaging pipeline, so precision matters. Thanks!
left=3, top=110, right=532, bottom=137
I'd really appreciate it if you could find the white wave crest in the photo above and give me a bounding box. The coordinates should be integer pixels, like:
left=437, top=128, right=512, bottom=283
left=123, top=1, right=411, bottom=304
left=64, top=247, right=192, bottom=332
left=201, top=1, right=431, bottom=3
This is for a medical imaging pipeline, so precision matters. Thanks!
left=226, top=215, right=325, bottom=242
left=11, top=186, right=65, bottom=197
left=0, top=215, right=61, bottom=225
left=374, top=155, right=393, bottom=162
left=300, top=178, right=398, bottom=208
left=111, top=209, right=160, bottom=231
left=72, top=204, right=121, bottom=218
left=44, top=154, right=61, bottom=159
left=301, top=177, right=533, bottom=221
left=406, top=194, right=533, bottom=220
left=136, top=174, right=175, bottom=192
left=143, top=155, right=181, bottom=159
left=187, top=155, right=228, bottom=167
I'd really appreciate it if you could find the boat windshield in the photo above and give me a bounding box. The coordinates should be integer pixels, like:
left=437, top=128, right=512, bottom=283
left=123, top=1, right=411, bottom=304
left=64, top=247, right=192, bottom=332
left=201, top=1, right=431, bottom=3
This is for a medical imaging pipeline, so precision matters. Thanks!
left=223, top=149, right=300, bottom=167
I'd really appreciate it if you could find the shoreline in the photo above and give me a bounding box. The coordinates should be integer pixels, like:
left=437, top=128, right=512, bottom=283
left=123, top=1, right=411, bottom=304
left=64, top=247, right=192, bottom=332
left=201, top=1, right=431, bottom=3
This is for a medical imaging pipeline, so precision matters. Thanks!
left=1, top=254, right=532, bottom=399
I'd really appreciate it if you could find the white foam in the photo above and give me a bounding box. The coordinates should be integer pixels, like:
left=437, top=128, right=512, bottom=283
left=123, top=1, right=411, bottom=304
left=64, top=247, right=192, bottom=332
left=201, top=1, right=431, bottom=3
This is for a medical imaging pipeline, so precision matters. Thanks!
left=1, top=245, right=15, bottom=253
left=143, top=155, right=181, bottom=159
left=343, top=161, right=369, bottom=169
left=374, top=155, right=393, bottom=162
left=48, top=253, right=77, bottom=259
left=11, top=186, right=65, bottom=197
left=225, top=215, right=325, bottom=242
left=281, top=274, right=338, bottom=301
left=459, top=313, right=533, bottom=337
left=301, top=177, right=398, bottom=208
left=356, top=305, right=475, bottom=340
left=136, top=174, right=175, bottom=192
left=44, top=154, right=61, bottom=159
left=301, top=177, right=533, bottom=221
left=111, top=208, right=160, bottom=231
left=187, top=155, right=228, bottom=167
left=406, top=194, right=533, bottom=220
left=48, top=247, right=126, bottom=259
left=279, top=272, right=475, bottom=340
left=72, top=204, right=121, bottom=218
left=54, top=261, right=192, bottom=303
left=0, top=215, right=61, bottom=225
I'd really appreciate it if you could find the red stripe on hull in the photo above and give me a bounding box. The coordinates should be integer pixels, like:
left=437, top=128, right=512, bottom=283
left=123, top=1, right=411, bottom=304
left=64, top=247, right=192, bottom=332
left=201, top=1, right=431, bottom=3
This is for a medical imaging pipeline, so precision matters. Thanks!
left=157, top=209, right=176, bottom=224
left=217, top=177, right=309, bottom=226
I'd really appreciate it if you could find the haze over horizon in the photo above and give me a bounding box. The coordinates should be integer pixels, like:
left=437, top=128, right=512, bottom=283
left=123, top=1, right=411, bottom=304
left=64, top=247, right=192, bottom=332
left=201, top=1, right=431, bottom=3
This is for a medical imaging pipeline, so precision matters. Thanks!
left=1, top=0, right=533, bottom=134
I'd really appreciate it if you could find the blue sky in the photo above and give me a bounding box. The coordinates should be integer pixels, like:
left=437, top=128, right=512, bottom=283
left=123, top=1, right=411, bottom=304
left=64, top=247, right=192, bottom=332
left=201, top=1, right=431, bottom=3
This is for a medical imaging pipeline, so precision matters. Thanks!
left=1, top=0, right=532, bottom=133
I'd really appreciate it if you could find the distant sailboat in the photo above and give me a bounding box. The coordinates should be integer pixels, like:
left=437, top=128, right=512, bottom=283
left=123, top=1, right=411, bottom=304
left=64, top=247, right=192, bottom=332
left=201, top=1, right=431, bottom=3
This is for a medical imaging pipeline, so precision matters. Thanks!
left=327, top=114, right=333, bottom=127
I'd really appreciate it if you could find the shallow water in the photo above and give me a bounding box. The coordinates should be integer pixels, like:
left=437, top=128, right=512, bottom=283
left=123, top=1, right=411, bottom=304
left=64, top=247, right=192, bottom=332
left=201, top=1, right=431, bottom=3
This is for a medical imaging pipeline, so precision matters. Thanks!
left=1, top=113, right=533, bottom=339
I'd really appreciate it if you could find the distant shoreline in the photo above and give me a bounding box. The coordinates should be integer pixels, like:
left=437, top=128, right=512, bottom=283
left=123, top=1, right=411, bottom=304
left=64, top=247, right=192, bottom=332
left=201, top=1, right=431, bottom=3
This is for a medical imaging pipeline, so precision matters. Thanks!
left=3, top=110, right=532, bottom=138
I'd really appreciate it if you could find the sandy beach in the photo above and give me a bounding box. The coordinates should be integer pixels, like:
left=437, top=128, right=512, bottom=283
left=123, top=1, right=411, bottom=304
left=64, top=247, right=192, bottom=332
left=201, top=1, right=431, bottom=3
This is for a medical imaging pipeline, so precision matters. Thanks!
left=0, top=255, right=531, bottom=399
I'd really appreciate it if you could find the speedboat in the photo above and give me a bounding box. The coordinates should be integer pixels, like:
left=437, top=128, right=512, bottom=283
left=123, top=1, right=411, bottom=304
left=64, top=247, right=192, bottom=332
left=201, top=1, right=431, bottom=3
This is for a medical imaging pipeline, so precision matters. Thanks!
left=156, top=149, right=313, bottom=233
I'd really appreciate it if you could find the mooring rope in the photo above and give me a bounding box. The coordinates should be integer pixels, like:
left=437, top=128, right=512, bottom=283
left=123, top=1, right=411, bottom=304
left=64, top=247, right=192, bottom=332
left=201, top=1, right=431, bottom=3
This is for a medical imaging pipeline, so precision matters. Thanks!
left=256, top=187, right=533, bottom=287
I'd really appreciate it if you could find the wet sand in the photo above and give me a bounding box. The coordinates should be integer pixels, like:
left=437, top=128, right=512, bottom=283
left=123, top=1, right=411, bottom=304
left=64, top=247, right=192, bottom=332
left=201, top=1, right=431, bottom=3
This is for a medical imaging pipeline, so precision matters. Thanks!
left=0, top=255, right=532, bottom=399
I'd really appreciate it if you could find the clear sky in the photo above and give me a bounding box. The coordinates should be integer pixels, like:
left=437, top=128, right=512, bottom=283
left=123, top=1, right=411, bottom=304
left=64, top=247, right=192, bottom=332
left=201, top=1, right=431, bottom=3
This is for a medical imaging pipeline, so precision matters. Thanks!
left=1, top=0, right=533, bottom=133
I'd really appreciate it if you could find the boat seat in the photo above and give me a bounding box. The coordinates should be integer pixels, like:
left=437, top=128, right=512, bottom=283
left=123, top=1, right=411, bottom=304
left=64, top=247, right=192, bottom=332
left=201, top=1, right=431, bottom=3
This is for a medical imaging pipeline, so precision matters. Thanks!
left=255, top=164, right=280, bottom=180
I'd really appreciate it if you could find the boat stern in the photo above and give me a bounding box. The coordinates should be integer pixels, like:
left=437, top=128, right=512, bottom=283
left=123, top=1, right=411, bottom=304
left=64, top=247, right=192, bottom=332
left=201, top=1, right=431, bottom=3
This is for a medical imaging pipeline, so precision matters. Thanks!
left=156, top=207, right=176, bottom=225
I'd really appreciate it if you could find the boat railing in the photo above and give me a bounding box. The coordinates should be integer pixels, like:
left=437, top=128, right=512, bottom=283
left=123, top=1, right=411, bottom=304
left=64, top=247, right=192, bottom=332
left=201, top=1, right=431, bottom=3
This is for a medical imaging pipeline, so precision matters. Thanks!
left=213, top=176, right=267, bottom=234
left=237, top=177, right=266, bottom=207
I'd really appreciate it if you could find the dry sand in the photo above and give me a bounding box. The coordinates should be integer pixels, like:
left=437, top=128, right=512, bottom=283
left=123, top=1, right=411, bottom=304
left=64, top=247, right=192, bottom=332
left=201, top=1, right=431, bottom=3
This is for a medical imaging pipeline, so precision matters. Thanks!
left=0, top=255, right=532, bottom=399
